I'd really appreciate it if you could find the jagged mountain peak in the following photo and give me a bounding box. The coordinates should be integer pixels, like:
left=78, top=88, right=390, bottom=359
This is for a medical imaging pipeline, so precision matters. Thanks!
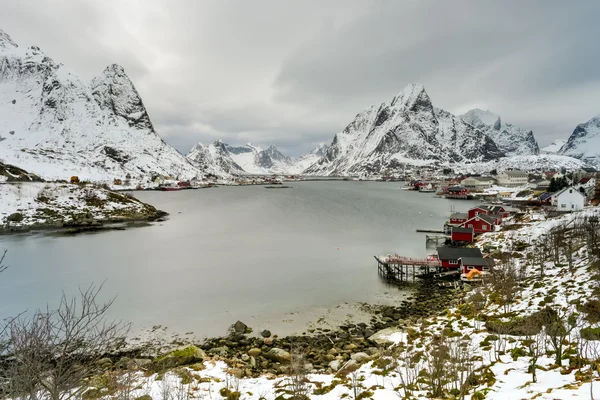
left=0, top=28, right=199, bottom=181
left=558, top=114, right=600, bottom=167
left=305, top=87, right=505, bottom=176
left=0, top=29, right=17, bottom=49
left=460, top=109, right=539, bottom=156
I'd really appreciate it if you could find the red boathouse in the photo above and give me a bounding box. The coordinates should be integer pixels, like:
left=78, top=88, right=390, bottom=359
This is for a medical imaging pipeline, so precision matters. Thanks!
left=451, top=227, right=474, bottom=244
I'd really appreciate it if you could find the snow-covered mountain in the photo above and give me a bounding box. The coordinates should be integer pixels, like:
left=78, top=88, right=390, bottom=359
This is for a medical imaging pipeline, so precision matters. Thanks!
left=460, top=109, right=539, bottom=156
left=305, top=84, right=504, bottom=176
left=292, top=143, right=329, bottom=174
left=186, top=140, right=245, bottom=176
left=541, top=139, right=567, bottom=154
left=222, top=143, right=298, bottom=174
left=0, top=28, right=198, bottom=182
left=558, top=114, right=600, bottom=167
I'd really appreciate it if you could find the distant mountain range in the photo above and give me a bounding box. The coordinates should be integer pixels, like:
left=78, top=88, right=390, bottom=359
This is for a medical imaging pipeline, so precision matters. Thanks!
left=186, top=141, right=328, bottom=176
left=1, top=27, right=598, bottom=181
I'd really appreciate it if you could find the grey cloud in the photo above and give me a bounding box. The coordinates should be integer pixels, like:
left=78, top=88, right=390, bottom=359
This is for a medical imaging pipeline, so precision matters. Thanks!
left=2, top=0, right=600, bottom=156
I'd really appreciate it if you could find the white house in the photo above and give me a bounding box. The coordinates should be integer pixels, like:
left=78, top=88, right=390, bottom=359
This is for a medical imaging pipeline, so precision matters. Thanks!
left=460, top=176, right=497, bottom=191
left=551, top=187, right=585, bottom=211
left=497, top=170, right=529, bottom=188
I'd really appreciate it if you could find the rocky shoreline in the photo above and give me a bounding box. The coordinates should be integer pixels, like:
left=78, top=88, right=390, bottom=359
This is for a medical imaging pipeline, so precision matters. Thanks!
left=109, top=279, right=462, bottom=377
left=0, top=182, right=169, bottom=235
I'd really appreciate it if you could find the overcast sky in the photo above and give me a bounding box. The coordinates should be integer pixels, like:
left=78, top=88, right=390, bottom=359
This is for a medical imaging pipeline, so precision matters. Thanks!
left=2, top=0, right=600, bottom=155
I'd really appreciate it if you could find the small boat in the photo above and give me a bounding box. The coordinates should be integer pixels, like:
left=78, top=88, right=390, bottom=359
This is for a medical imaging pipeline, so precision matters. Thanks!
left=419, top=183, right=437, bottom=193
left=160, top=186, right=183, bottom=191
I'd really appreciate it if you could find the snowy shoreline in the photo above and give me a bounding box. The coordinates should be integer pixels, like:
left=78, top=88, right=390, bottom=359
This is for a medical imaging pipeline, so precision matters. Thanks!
left=0, top=182, right=167, bottom=234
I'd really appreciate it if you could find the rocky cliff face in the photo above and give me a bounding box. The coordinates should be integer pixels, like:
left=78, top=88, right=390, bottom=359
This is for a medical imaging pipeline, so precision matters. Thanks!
left=186, top=140, right=245, bottom=176
left=305, top=84, right=504, bottom=176
left=0, top=28, right=198, bottom=181
left=460, top=109, right=539, bottom=156
left=558, top=114, right=600, bottom=167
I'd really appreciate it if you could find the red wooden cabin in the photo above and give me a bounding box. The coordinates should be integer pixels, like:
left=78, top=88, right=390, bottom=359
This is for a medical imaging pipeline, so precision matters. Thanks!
left=451, top=227, right=474, bottom=243
left=449, top=212, right=468, bottom=225
left=459, top=257, right=495, bottom=274
left=436, top=247, right=483, bottom=269
left=461, top=214, right=496, bottom=234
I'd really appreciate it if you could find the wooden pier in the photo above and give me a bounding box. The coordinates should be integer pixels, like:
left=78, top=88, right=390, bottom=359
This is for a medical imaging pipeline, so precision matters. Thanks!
left=416, top=229, right=445, bottom=233
left=426, top=234, right=449, bottom=245
left=374, top=255, right=441, bottom=282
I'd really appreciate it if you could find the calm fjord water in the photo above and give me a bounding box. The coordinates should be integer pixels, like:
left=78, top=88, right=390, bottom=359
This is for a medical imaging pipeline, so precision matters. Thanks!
left=0, top=181, right=470, bottom=338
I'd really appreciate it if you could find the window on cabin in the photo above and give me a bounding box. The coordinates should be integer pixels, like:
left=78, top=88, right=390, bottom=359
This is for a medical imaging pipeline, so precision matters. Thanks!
left=449, top=260, right=458, bottom=265
left=483, top=225, right=487, bottom=230
left=561, top=204, right=566, bottom=208
left=569, top=189, right=572, bottom=193
left=467, top=266, right=473, bottom=270
left=468, top=224, right=473, bottom=228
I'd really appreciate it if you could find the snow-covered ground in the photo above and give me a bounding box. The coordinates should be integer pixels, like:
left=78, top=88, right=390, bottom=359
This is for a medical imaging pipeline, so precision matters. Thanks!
left=0, top=182, right=160, bottom=230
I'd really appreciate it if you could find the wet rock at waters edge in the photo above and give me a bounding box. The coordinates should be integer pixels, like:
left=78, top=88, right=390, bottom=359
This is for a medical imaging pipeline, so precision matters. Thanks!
left=248, top=348, right=262, bottom=357
left=265, top=348, right=291, bottom=363
left=232, top=320, right=249, bottom=334
left=260, top=329, right=272, bottom=338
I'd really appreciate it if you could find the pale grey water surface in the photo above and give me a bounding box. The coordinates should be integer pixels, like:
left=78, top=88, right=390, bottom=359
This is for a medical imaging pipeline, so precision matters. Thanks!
left=0, top=181, right=473, bottom=339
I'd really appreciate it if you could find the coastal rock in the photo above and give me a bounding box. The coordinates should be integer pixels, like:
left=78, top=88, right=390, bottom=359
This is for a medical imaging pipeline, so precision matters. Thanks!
left=232, top=320, right=249, bottom=334
left=156, top=345, right=206, bottom=368
left=350, top=352, right=370, bottom=363
left=263, top=338, right=273, bottom=345
left=328, top=360, right=341, bottom=371
left=248, top=348, right=262, bottom=357
left=368, top=327, right=404, bottom=345
left=265, top=348, right=291, bottom=363
left=260, top=329, right=272, bottom=338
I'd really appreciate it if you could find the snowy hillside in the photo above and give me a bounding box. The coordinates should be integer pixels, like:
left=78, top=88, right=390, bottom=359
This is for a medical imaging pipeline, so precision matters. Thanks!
left=454, top=154, right=587, bottom=175
left=460, top=109, right=539, bottom=156
left=186, top=140, right=245, bottom=176
left=305, top=84, right=504, bottom=176
left=293, top=143, right=329, bottom=174
left=558, top=114, right=600, bottom=167
left=541, top=139, right=567, bottom=154
left=0, top=28, right=198, bottom=182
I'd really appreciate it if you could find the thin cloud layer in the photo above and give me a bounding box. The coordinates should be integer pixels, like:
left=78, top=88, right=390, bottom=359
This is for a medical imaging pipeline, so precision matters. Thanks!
left=2, top=0, right=599, bottom=155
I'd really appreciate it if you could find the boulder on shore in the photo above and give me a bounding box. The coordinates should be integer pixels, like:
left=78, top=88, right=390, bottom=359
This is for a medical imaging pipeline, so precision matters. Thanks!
left=260, top=329, right=272, bottom=338
left=265, top=348, right=291, bottom=363
left=232, top=320, right=249, bottom=334
left=155, top=345, right=206, bottom=369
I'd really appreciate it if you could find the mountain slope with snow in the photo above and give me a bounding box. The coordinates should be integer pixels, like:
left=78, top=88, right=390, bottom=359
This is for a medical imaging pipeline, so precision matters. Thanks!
left=460, top=109, right=540, bottom=156
left=186, top=141, right=245, bottom=176
left=222, top=143, right=306, bottom=175
left=305, top=84, right=504, bottom=176
left=558, top=114, right=600, bottom=167
left=541, top=139, right=567, bottom=154
left=0, top=28, right=198, bottom=182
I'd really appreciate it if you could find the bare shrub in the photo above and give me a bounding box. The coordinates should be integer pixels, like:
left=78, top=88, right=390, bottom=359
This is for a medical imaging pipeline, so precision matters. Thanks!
left=1, top=283, right=129, bottom=400
left=286, top=349, right=310, bottom=399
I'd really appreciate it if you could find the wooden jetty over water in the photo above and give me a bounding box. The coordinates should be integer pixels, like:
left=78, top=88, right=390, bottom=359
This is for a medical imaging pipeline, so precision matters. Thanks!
left=374, top=255, right=441, bottom=282
left=426, top=234, right=449, bottom=245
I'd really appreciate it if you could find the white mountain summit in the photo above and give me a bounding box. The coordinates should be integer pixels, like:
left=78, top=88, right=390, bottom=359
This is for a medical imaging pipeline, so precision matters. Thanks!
left=558, top=114, right=600, bottom=167
left=460, top=109, right=540, bottom=156
left=305, top=84, right=504, bottom=176
left=0, top=28, right=197, bottom=182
